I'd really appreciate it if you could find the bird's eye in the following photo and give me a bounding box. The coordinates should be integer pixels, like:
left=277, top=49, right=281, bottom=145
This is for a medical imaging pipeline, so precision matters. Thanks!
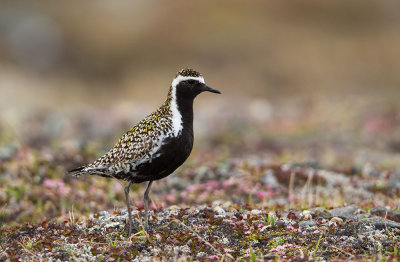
left=188, top=80, right=196, bottom=85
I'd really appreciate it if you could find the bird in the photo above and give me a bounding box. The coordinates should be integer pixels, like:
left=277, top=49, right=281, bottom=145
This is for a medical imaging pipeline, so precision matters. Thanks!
left=69, top=68, right=221, bottom=235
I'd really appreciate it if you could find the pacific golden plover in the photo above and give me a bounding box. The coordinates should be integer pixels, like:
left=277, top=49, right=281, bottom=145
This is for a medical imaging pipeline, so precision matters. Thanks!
left=69, top=68, right=221, bottom=235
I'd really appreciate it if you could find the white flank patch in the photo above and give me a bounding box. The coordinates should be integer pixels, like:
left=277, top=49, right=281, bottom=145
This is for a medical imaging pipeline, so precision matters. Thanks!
left=170, top=75, right=205, bottom=136
left=85, top=165, right=104, bottom=172
left=124, top=134, right=167, bottom=173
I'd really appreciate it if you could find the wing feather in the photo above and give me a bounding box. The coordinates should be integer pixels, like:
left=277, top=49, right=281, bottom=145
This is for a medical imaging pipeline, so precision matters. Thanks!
left=69, top=101, right=173, bottom=178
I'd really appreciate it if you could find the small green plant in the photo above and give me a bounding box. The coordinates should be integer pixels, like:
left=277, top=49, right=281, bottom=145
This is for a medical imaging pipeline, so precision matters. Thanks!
left=54, top=245, right=77, bottom=258
left=313, top=234, right=323, bottom=259
left=19, top=237, right=40, bottom=250
left=248, top=194, right=253, bottom=206
left=249, top=246, right=256, bottom=262
left=266, top=213, right=276, bottom=227
left=135, top=223, right=152, bottom=244
left=106, top=235, right=119, bottom=248
left=68, top=206, right=76, bottom=226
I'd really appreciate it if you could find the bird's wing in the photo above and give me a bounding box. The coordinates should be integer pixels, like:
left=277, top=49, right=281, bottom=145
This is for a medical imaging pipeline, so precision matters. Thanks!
left=70, top=113, right=173, bottom=177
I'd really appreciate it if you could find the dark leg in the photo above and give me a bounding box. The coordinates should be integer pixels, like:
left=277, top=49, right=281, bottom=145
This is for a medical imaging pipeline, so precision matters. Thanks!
left=124, top=181, right=134, bottom=236
left=143, top=181, right=153, bottom=231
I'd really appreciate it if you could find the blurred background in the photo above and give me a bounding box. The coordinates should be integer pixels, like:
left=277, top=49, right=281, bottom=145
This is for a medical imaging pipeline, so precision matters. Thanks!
left=1, top=0, right=400, bottom=226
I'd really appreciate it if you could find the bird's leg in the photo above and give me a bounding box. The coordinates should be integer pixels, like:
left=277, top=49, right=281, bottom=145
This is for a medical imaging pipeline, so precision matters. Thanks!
left=143, top=180, right=153, bottom=232
left=124, top=181, right=134, bottom=236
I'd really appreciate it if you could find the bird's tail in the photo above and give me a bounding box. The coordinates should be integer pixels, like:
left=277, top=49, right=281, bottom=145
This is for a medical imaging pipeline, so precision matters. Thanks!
left=68, top=166, right=112, bottom=178
left=68, top=166, right=86, bottom=177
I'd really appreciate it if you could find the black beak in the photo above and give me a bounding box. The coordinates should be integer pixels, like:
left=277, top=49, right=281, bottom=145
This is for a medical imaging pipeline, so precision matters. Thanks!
left=203, top=85, right=221, bottom=94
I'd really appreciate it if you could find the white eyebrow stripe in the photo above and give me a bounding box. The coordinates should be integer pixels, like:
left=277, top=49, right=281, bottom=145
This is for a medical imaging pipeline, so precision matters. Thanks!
left=171, top=75, right=205, bottom=88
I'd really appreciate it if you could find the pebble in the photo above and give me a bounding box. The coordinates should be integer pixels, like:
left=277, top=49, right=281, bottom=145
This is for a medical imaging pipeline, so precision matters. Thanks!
left=152, top=248, right=161, bottom=256
left=250, top=209, right=262, bottom=215
left=261, top=170, right=281, bottom=188
left=275, top=220, right=286, bottom=228
left=213, top=206, right=225, bottom=215
left=196, top=252, right=207, bottom=259
left=308, top=207, right=332, bottom=219
left=132, top=256, right=150, bottom=262
left=155, top=234, right=162, bottom=241
left=330, top=205, right=362, bottom=217
left=221, top=237, right=229, bottom=244
left=104, top=222, right=122, bottom=229
left=302, top=210, right=312, bottom=220
left=0, top=146, right=16, bottom=160
left=388, top=177, right=400, bottom=191
left=358, top=217, right=400, bottom=230
left=299, top=220, right=316, bottom=228
left=370, top=207, right=389, bottom=216
left=282, top=210, right=301, bottom=219
left=99, top=211, right=110, bottom=218
left=169, top=205, right=180, bottom=211
left=260, top=226, right=271, bottom=232
left=174, top=245, right=191, bottom=256
left=330, top=217, right=344, bottom=224
left=370, top=207, right=400, bottom=223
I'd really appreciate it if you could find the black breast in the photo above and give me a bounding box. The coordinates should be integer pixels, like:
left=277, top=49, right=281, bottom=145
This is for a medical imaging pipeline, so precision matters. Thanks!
left=130, top=90, right=195, bottom=183
left=131, top=128, right=194, bottom=183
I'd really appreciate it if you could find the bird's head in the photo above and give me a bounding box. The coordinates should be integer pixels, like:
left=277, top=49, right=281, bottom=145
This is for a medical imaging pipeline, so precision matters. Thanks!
left=171, top=68, right=221, bottom=99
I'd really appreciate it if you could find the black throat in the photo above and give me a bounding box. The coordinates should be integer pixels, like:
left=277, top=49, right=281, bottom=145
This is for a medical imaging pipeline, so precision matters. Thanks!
left=175, top=93, right=195, bottom=133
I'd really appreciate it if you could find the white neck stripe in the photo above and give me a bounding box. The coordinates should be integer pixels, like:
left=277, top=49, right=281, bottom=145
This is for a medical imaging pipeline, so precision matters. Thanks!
left=169, top=75, right=205, bottom=137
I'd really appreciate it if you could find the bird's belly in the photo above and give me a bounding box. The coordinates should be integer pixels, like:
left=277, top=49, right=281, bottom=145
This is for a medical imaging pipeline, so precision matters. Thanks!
left=130, top=134, right=193, bottom=183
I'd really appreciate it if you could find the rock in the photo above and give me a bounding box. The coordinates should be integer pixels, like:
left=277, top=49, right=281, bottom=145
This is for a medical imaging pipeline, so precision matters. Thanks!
left=283, top=162, right=323, bottom=169
left=358, top=217, right=400, bottom=230
left=104, top=222, right=123, bottom=229
left=114, top=215, right=128, bottom=223
left=152, top=248, right=161, bottom=256
left=264, top=253, right=279, bottom=260
left=316, top=170, right=350, bottom=186
left=250, top=209, right=262, bottom=215
left=132, top=256, right=150, bottom=262
left=388, top=211, right=400, bottom=223
left=167, top=176, right=189, bottom=190
left=330, top=205, right=362, bottom=221
left=370, top=207, right=389, bottom=216
left=186, top=207, right=199, bottom=215
left=330, top=217, right=343, bottom=224
left=168, top=205, right=181, bottom=211
left=308, top=207, right=332, bottom=219
left=213, top=206, right=225, bottom=215
left=222, top=201, right=232, bottom=209
left=99, top=211, right=110, bottom=218
left=283, top=210, right=301, bottom=219
left=302, top=210, right=312, bottom=220
left=388, top=177, right=400, bottom=192
left=261, top=170, right=281, bottom=188
left=275, top=220, right=286, bottom=228
left=196, top=252, right=207, bottom=259
left=260, top=226, right=271, bottom=232
left=221, top=237, right=229, bottom=244
left=120, top=208, right=138, bottom=216
left=0, top=146, right=17, bottom=160
left=299, top=220, right=316, bottom=228
left=174, top=245, right=191, bottom=257
left=362, top=163, right=381, bottom=177
left=370, top=207, right=400, bottom=223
